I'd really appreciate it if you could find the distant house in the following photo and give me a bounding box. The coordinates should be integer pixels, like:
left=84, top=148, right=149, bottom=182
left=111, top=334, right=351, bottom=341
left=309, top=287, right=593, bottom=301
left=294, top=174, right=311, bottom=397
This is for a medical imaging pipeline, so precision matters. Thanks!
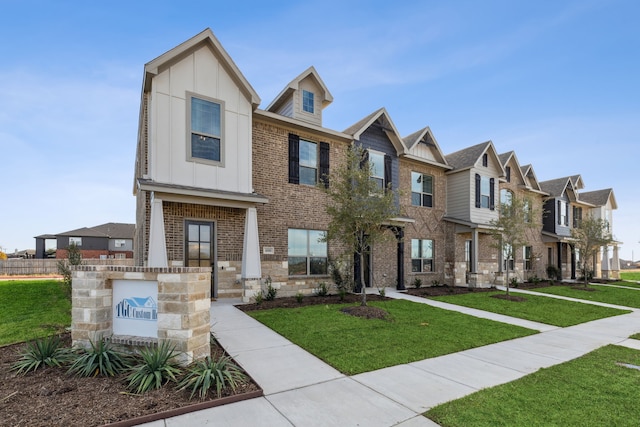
left=35, top=223, right=135, bottom=259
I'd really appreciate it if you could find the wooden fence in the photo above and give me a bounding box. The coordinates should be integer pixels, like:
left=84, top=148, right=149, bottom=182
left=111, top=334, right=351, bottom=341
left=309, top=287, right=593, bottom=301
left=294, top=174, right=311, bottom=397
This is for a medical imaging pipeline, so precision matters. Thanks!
left=0, top=259, right=135, bottom=276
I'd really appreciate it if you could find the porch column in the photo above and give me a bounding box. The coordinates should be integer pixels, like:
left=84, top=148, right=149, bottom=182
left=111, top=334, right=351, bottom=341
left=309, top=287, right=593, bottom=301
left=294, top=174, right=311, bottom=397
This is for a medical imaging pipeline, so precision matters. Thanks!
left=612, top=245, right=620, bottom=271
left=556, top=242, right=563, bottom=280
left=395, top=227, right=405, bottom=290
left=241, top=207, right=262, bottom=303
left=471, top=229, right=479, bottom=273
left=148, top=192, right=168, bottom=268
left=242, top=207, right=261, bottom=279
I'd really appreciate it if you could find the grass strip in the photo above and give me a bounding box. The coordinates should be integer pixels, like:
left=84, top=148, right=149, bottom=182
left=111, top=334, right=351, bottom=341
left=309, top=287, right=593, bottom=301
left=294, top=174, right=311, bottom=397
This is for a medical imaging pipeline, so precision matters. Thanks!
left=530, top=285, right=640, bottom=308
left=426, top=345, right=640, bottom=427
left=430, top=290, right=629, bottom=327
left=248, top=299, right=536, bottom=375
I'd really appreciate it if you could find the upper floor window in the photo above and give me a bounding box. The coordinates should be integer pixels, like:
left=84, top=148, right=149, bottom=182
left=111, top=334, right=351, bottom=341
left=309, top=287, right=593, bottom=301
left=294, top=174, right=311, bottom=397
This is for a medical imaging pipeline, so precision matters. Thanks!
left=288, top=229, right=327, bottom=276
left=188, top=93, right=223, bottom=164
left=524, top=199, right=532, bottom=223
left=368, top=151, right=385, bottom=190
left=475, top=174, right=495, bottom=210
left=482, top=153, right=488, bottom=167
left=411, top=172, right=433, bottom=207
left=69, top=237, right=82, bottom=247
left=411, top=239, right=434, bottom=272
left=505, top=166, right=511, bottom=182
left=558, top=200, right=568, bottom=226
left=288, top=134, right=329, bottom=187
left=573, top=206, right=583, bottom=228
left=302, top=90, right=314, bottom=113
left=114, top=239, right=126, bottom=248
left=500, top=189, right=512, bottom=208
left=299, top=140, right=317, bottom=185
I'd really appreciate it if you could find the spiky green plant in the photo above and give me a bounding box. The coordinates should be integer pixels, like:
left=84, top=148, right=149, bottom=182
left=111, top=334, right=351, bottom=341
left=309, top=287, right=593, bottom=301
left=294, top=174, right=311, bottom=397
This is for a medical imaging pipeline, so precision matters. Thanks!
left=11, top=335, right=72, bottom=374
left=67, top=338, right=131, bottom=377
left=178, top=354, right=247, bottom=399
left=126, top=341, right=182, bottom=394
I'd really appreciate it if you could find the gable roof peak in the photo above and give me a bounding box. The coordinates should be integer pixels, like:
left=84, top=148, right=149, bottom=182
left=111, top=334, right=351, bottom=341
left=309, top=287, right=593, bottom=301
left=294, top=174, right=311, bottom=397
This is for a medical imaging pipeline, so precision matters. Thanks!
left=266, top=65, right=333, bottom=113
left=445, top=140, right=503, bottom=174
left=143, top=28, right=261, bottom=108
left=343, top=108, right=406, bottom=155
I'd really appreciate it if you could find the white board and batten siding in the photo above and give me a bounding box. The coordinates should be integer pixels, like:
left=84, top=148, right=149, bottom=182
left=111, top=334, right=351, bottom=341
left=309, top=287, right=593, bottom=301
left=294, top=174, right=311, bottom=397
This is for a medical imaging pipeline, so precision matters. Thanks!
left=149, top=44, right=253, bottom=194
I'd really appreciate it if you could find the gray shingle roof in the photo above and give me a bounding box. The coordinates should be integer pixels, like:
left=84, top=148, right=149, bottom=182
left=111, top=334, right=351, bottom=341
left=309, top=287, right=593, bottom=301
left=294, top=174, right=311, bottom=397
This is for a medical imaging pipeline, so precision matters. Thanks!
left=343, top=108, right=384, bottom=136
left=445, top=141, right=491, bottom=170
left=498, top=151, right=514, bottom=166
left=58, top=223, right=135, bottom=239
left=579, top=189, right=613, bottom=207
left=539, top=177, right=572, bottom=197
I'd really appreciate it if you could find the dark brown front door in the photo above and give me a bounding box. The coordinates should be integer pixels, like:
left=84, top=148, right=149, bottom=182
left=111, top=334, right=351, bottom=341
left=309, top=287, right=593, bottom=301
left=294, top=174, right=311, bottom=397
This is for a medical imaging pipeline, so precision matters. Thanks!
left=185, top=220, right=216, bottom=297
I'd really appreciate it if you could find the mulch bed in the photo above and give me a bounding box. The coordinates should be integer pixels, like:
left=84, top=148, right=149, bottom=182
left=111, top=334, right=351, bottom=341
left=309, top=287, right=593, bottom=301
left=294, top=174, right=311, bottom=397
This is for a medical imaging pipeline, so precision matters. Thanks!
left=0, top=334, right=261, bottom=427
left=235, top=293, right=389, bottom=312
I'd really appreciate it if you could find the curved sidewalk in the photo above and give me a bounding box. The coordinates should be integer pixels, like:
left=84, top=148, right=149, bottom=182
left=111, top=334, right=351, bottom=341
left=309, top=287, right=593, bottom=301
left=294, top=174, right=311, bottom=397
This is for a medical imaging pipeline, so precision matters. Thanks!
left=145, top=289, right=640, bottom=427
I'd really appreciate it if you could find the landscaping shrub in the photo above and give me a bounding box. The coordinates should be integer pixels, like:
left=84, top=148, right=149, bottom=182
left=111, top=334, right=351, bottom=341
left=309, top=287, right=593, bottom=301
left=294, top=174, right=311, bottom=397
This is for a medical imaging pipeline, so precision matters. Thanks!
left=67, top=338, right=131, bottom=377
left=11, top=335, right=72, bottom=374
left=178, top=354, right=247, bottom=399
left=127, top=341, right=181, bottom=394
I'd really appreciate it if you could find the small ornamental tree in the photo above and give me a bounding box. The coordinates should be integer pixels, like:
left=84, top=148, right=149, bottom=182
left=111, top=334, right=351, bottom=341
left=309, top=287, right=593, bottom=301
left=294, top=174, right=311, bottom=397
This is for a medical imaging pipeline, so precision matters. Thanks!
left=57, top=242, right=82, bottom=298
left=0, top=250, right=7, bottom=260
left=571, top=215, right=613, bottom=286
left=489, top=194, right=539, bottom=297
left=322, top=145, right=399, bottom=306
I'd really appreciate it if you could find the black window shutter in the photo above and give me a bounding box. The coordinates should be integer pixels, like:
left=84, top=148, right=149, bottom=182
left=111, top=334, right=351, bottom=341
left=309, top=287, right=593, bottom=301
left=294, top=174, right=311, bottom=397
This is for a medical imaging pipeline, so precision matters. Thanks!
left=475, top=174, right=481, bottom=208
left=384, top=154, right=392, bottom=189
left=288, top=133, right=300, bottom=184
left=319, top=142, right=330, bottom=188
left=359, top=148, right=369, bottom=170
left=489, top=178, right=495, bottom=210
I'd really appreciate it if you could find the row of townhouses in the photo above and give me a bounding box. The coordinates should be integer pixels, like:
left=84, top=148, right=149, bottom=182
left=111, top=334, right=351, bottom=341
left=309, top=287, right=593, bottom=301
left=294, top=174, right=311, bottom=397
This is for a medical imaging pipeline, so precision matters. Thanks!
left=133, top=29, right=620, bottom=300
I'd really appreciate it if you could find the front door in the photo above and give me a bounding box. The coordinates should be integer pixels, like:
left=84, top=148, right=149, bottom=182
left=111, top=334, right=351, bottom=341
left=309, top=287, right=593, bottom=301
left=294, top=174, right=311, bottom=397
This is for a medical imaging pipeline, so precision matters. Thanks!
left=185, top=220, right=216, bottom=298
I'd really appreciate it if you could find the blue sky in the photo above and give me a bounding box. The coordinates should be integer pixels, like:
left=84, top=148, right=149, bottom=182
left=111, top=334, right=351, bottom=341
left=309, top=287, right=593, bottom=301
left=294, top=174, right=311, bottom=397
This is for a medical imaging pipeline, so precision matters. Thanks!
left=1, top=0, right=638, bottom=261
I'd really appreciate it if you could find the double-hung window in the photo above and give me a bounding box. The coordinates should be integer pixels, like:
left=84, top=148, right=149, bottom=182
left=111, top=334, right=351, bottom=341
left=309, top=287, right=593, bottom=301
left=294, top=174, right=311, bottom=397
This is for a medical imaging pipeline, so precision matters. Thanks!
left=411, top=172, right=433, bottom=207
left=481, top=176, right=491, bottom=208
left=288, top=134, right=329, bottom=187
left=188, top=93, right=223, bottom=164
left=299, top=140, right=318, bottom=185
left=411, top=239, right=434, bottom=272
left=558, top=200, right=568, bottom=226
left=368, top=151, right=385, bottom=190
left=302, top=90, right=314, bottom=113
left=288, top=229, right=328, bottom=276
left=524, top=246, right=532, bottom=271
left=475, top=174, right=494, bottom=210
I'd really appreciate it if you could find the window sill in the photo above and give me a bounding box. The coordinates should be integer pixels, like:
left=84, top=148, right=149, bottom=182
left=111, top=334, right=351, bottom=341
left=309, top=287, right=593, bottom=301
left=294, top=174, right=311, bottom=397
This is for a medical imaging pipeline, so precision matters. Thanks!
left=288, top=274, right=331, bottom=279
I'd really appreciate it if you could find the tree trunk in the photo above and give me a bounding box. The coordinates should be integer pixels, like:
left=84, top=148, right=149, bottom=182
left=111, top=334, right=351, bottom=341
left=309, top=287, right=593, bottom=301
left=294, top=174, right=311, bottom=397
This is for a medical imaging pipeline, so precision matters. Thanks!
left=359, top=251, right=367, bottom=306
left=505, top=264, right=510, bottom=297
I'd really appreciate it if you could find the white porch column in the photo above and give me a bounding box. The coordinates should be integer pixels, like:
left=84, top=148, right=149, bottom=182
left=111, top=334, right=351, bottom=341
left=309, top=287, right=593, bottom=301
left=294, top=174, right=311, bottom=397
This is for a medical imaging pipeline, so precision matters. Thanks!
left=601, top=245, right=610, bottom=272
left=612, top=245, right=620, bottom=271
left=242, top=207, right=261, bottom=279
left=148, top=192, right=168, bottom=268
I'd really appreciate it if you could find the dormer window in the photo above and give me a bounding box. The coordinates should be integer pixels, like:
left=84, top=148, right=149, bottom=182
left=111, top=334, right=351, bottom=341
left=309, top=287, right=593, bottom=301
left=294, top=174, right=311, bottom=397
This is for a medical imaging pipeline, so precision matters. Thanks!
left=482, top=153, right=488, bottom=167
left=302, top=90, right=314, bottom=113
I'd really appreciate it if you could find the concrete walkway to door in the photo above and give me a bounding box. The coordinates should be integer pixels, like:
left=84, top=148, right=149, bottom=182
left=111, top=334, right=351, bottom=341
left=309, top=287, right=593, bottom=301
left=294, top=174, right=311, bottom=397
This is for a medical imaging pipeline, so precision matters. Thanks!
left=141, top=287, right=640, bottom=427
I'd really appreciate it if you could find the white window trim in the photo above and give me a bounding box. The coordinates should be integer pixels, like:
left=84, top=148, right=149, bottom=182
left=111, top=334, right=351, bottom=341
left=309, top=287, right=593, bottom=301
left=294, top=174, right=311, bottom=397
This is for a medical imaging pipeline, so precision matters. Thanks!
left=186, top=91, right=225, bottom=167
left=299, top=139, right=318, bottom=186
left=302, top=90, right=314, bottom=114
left=69, top=237, right=82, bottom=247
left=368, top=149, right=386, bottom=189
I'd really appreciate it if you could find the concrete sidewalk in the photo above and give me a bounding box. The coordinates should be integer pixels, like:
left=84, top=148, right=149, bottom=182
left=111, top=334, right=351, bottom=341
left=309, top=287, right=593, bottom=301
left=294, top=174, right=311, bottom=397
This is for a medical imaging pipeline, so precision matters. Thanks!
left=144, top=288, right=640, bottom=427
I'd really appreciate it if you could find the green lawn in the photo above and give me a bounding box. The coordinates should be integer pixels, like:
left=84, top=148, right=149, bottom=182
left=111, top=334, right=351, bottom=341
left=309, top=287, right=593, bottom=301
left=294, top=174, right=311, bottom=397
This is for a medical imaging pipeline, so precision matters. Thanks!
left=426, top=345, right=640, bottom=427
left=596, top=281, right=640, bottom=289
left=430, top=291, right=629, bottom=327
left=620, top=271, right=640, bottom=281
left=0, top=280, right=71, bottom=346
left=248, top=299, right=536, bottom=375
left=530, top=284, right=640, bottom=308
